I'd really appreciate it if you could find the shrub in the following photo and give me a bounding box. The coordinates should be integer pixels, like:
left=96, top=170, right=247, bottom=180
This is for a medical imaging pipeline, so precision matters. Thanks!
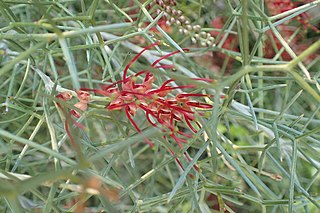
left=0, top=0, right=319, bottom=212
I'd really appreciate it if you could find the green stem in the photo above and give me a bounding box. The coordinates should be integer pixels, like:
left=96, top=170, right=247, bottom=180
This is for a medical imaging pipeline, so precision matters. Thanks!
left=288, top=39, right=320, bottom=69
left=241, top=0, right=250, bottom=66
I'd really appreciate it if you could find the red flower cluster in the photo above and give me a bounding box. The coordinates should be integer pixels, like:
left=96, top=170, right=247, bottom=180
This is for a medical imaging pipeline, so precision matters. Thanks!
left=263, top=0, right=319, bottom=62
left=55, top=42, right=215, bottom=171
left=83, top=42, right=213, bottom=148
left=211, top=17, right=238, bottom=69
left=265, top=0, right=319, bottom=33
left=264, top=26, right=299, bottom=61
left=209, top=1, right=318, bottom=65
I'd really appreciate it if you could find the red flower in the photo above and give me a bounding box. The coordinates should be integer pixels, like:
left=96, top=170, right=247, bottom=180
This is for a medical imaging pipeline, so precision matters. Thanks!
left=210, top=17, right=239, bottom=69
left=71, top=90, right=90, bottom=118
left=265, top=0, right=319, bottom=33
left=208, top=1, right=318, bottom=68
left=56, top=90, right=90, bottom=131
left=56, top=90, right=90, bottom=119
left=56, top=42, right=218, bottom=172
left=55, top=90, right=90, bottom=152
left=83, top=42, right=213, bottom=149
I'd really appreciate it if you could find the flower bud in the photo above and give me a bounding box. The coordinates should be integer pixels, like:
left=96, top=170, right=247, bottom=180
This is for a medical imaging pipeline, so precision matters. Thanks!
left=206, top=40, right=213, bottom=46
left=193, top=25, right=201, bottom=32
left=186, top=25, right=192, bottom=31
left=165, top=6, right=171, bottom=13
left=200, top=32, right=207, bottom=38
left=172, top=9, right=177, bottom=16
left=178, top=16, right=186, bottom=23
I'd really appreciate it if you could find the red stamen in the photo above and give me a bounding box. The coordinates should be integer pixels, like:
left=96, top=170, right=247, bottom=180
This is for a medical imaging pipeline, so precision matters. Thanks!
left=170, top=112, right=174, bottom=126
left=73, top=120, right=86, bottom=129
left=125, top=105, right=154, bottom=147
left=172, top=112, right=183, bottom=121
left=151, top=48, right=189, bottom=67
left=107, top=101, right=131, bottom=111
left=70, top=109, right=80, bottom=118
left=146, top=85, right=195, bottom=96
left=177, top=131, right=193, bottom=138
left=167, top=144, right=188, bottom=171
left=64, top=120, right=77, bottom=148
left=123, top=41, right=161, bottom=81
left=186, top=101, right=212, bottom=109
left=158, top=108, right=171, bottom=115
left=183, top=152, right=200, bottom=171
left=121, top=90, right=150, bottom=97
left=64, top=114, right=84, bottom=153
left=160, top=79, right=175, bottom=88
left=195, top=121, right=201, bottom=129
left=145, top=107, right=171, bottom=130
left=184, top=115, right=198, bottom=133
left=144, top=72, right=152, bottom=80
left=154, top=64, right=176, bottom=69
left=171, top=134, right=183, bottom=149
left=171, top=133, right=187, bottom=149
left=155, top=111, right=175, bottom=131
left=138, top=104, right=158, bottom=127
left=134, top=70, right=148, bottom=77
left=156, top=99, right=194, bottom=114
left=175, top=157, right=185, bottom=170
left=81, top=87, right=118, bottom=96
left=166, top=99, right=178, bottom=105
left=101, top=79, right=124, bottom=90
left=146, top=112, right=157, bottom=127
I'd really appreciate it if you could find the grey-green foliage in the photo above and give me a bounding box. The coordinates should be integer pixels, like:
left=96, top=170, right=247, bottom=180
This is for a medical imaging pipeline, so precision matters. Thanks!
left=0, top=0, right=319, bottom=212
